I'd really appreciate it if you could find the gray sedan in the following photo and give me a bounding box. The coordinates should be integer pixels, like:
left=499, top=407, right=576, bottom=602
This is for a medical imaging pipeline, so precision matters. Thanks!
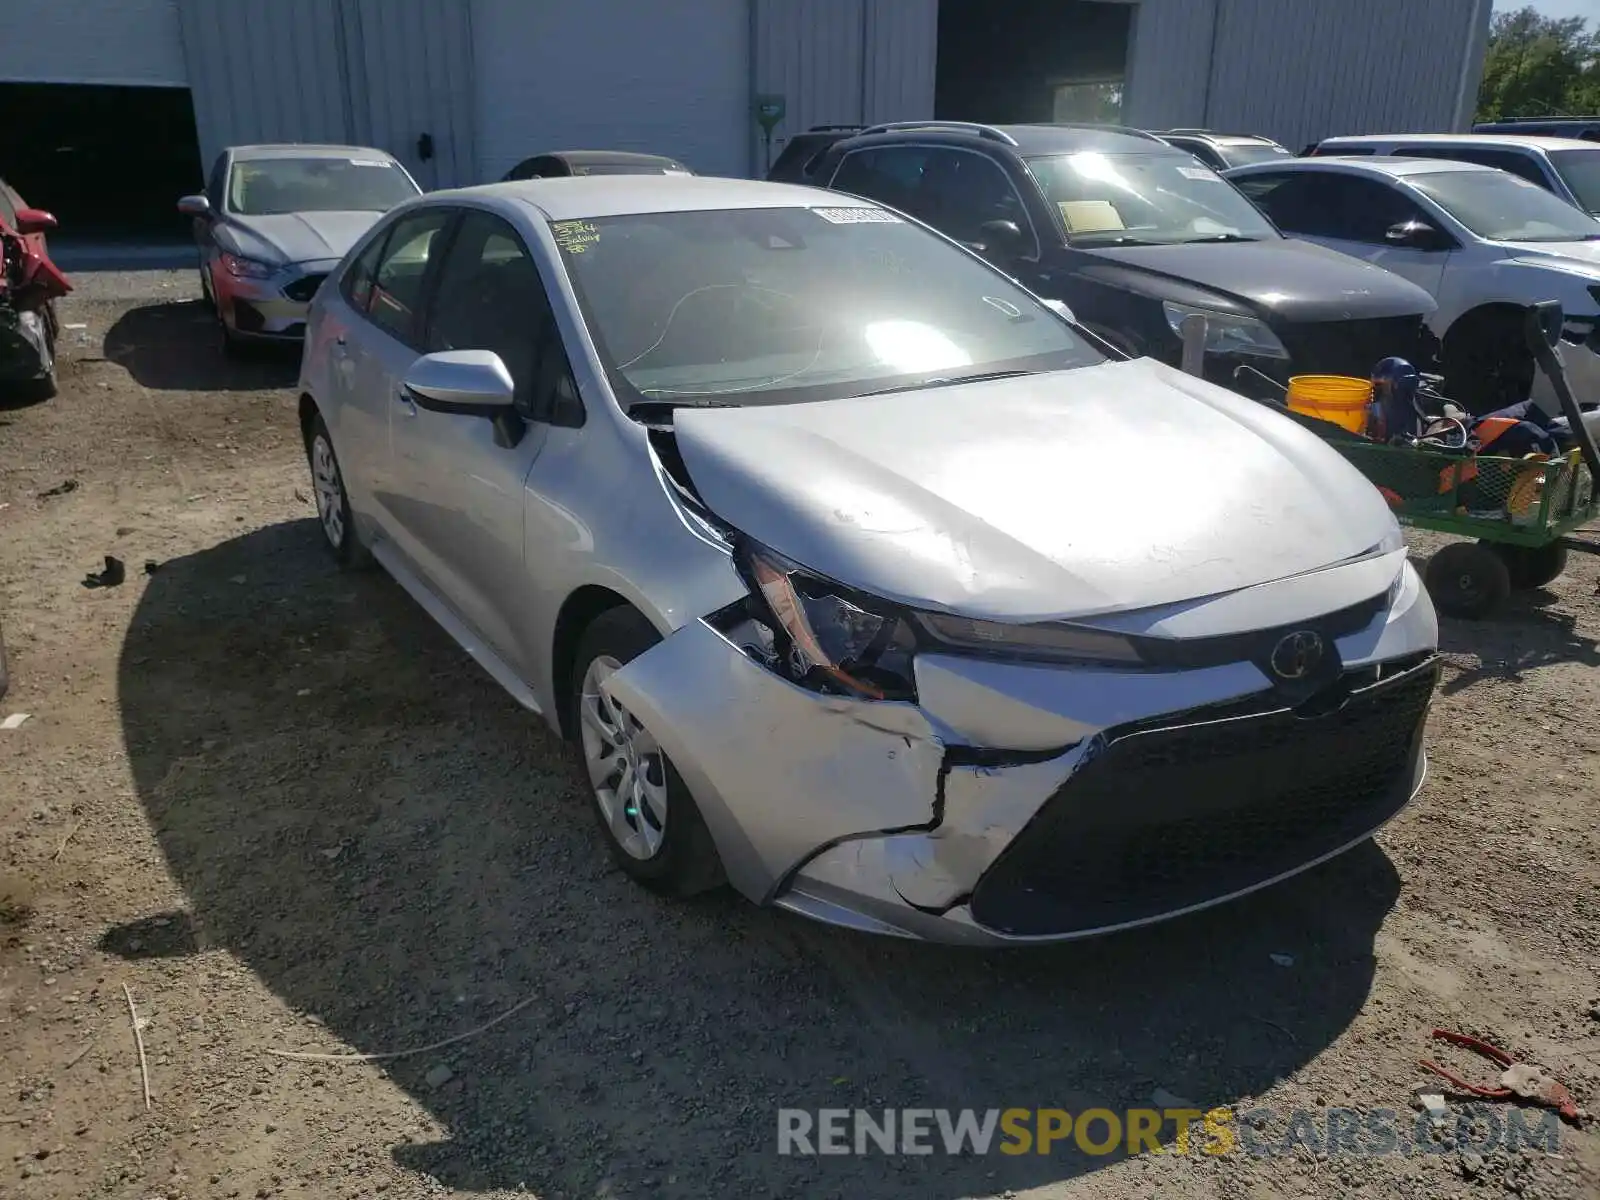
left=296, top=176, right=1440, bottom=944
left=179, top=144, right=420, bottom=353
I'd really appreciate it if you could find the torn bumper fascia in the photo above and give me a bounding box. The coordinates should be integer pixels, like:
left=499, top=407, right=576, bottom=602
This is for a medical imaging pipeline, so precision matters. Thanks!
left=602, top=560, right=1437, bottom=945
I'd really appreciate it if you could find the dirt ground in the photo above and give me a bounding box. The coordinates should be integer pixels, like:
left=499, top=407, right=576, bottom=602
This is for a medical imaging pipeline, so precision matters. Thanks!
left=1, top=271, right=1597, bottom=1200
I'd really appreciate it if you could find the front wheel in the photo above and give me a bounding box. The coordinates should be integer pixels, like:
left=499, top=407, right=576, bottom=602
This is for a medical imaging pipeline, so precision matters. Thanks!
left=1426, top=541, right=1511, bottom=619
left=570, top=607, right=723, bottom=896
left=1442, top=310, right=1535, bottom=417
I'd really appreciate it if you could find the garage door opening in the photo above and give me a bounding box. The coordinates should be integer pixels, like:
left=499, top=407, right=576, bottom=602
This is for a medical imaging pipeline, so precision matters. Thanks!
left=935, top=0, right=1132, bottom=125
left=0, top=83, right=201, bottom=239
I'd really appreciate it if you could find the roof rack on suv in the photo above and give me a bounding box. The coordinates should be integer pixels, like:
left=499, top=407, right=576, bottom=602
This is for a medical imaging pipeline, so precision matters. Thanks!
left=803, top=124, right=865, bottom=133
left=857, top=120, right=1020, bottom=146
left=1041, top=122, right=1167, bottom=143
left=1165, top=128, right=1213, bottom=135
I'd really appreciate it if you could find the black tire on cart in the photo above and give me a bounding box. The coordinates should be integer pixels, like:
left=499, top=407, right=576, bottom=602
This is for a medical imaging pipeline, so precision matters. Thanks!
left=1426, top=541, right=1512, bottom=619
left=1486, top=540, right=1568, bottom=591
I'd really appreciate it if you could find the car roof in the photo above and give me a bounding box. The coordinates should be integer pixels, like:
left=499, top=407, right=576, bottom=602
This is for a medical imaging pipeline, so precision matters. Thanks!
left=832, top=122, right=1176, bottom=158
left=536, top=150, right=687, bottom=167
left=1228, top=155, right=1498, bottom=179
left=428, top=175, right=864, bottom=221
left=1318, top=133, right=1596, bottom=152
left=228, top=143, right=400, bottom=162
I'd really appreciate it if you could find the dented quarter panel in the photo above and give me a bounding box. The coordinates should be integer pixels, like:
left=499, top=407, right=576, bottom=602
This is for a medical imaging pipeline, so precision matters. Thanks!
left=599, top=618, right=948, bottom=901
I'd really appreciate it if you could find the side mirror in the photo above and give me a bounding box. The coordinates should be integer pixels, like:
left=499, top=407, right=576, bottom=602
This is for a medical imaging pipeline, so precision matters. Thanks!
left=177, top=194, right=212, bottom=218
left=1384, top=219, right=1448, bottom=251
left=402, top=350, right=515, bottom=413
left=977, top=218, right=1025, bottom=258
left=13, top=206, right=58, bottom=235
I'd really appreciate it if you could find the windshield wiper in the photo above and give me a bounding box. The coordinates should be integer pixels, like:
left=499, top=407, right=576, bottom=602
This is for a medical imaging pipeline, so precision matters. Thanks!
left=1069, top=234, right=1163, bottom=247
left=1180, top=233, right=1262, bottom=244
left=858, top=369, right=1036, bottom=398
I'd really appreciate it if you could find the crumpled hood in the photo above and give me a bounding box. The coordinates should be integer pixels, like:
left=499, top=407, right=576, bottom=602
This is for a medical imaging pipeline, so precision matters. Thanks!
left=1076, top=238, right=1437, bottom=322
left=673, top=358, right=1396, bottom=621
left=223, top=210, right=383, bottom=267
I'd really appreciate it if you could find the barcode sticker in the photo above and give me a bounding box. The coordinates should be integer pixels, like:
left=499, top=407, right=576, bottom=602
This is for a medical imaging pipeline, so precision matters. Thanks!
left=812, top=206, right=902, bottom=224
left=1178, top=166, right=1222, bottom=181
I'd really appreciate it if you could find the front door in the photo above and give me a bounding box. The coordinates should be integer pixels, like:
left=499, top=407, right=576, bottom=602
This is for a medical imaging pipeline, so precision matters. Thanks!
left=387, top=210, right=557, bottom=671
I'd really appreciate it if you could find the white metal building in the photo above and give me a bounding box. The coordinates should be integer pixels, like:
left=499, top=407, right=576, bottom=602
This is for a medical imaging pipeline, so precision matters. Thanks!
left=0, top=0, right=1492, bottom=231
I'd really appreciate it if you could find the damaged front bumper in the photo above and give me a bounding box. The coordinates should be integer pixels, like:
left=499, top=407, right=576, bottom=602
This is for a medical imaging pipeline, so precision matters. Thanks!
left=602, top=562, right=1440, bottom=945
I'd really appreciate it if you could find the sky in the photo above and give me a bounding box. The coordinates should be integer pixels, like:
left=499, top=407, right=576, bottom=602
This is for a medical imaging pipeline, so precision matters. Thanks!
left=1506, top=0, right=1599, bottom=21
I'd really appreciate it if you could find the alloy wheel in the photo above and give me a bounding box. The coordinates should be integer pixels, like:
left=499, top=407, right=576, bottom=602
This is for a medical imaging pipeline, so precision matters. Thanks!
left=579, top=655, right=669, bottom=860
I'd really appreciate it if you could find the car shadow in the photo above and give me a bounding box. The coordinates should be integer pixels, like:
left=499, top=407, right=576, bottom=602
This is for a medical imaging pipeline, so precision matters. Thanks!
left=116, top=521, right=1401, bottom=1197
left=102, top=300, right=297, bottom=392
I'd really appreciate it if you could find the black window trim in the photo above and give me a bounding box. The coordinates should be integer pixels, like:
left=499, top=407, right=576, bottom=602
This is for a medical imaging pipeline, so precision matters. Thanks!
left=343, top=205, right=460, bottom=351
left=826, top=140, right=1045, bottom=263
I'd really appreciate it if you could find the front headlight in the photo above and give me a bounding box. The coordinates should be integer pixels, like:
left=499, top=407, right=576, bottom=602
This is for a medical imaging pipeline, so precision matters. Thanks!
left=739, top=544, right=919, bottom=701
left=1163, top=300, right=1289, bottom=360
left=220, top=251, right=277, bottom=279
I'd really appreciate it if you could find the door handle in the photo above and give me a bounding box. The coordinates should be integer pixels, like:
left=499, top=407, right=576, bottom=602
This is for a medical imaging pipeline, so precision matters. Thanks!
left=395, top=388, right=417, bottom=417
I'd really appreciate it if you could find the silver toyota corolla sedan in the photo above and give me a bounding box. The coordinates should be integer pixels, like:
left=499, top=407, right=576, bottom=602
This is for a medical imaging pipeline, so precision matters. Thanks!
left=296, top=175, right=1440, bottom=945
left=179, top=144, right=421, bottom=353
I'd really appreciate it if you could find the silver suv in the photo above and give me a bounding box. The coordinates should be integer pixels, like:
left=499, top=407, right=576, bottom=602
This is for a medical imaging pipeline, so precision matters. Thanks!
left=1311, top=134, right=1600, bottom=217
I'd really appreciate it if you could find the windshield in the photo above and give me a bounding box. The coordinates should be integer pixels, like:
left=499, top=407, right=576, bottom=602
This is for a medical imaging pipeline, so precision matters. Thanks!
left=227, top=157, right=419, bottom=216
left=1405, top=169, right=1600, bottom=242
left=552, top=206, right=1105, bottom=407
left=1550, top=148, right=1600, bottom=214
left=1025, top=152, right=1281, bottom=245
left=1218, top=143, right=1294, bottom=169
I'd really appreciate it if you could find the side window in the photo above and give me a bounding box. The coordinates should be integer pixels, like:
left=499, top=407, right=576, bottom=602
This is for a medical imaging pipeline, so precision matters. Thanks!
left=340, top=227, right=391, bottom=314
left=424, top=211, right=582, bottom=425
left=829, top=146, right=931, bottom=217
left=366, top=209, right=452, bottom=346
left=1318, top=177, right=1429, bottom=243
left=205, top=154, right=226, bottom=207
left=918, top=149, right=1037, bottom=254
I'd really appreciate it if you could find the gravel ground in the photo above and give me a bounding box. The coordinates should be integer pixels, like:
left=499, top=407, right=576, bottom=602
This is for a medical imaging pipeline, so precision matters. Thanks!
left=1, top=271, right=1597, bottom=1200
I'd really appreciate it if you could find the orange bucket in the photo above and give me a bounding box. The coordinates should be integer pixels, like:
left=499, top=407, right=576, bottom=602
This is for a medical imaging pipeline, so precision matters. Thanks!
left=1287, top=375, right=1373, bottom=434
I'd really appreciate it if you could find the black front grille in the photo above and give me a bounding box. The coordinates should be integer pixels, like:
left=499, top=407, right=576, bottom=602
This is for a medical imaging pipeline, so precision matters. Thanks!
left=282, top=273, right=327, bottom=303
left=969, top=659, right=1439, bottom=936
left=1279, top=315, right=1440, bottom=378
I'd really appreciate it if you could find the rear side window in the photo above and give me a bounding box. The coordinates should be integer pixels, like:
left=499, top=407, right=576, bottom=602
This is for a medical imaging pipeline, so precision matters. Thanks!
left=364, top=209, right=453, bottom=346
left=1405, top=147, right=1551, bottom=189
left=1314, top=144, right=1375, bottom=156
left=830, top=146, right=933, bottom=216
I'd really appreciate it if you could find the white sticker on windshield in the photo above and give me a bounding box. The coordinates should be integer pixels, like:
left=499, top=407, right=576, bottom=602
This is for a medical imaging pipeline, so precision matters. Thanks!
left=812, top=206, right=903, bottom=224
left=348, top=158, right=390, bottom=167
left=1178, top=166, right=1222, bottom=181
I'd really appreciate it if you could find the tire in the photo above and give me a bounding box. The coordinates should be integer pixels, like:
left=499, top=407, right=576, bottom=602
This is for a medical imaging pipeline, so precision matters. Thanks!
left=305, top=415, right=372, bottom=570
left=1442, top=309, right=1536, bottom=417
left=198, top=262, right=214, bottom=310
left=569, top=607, right=724, bottom=896
left=1487, top=540, right=1568, bottom=591
left=1425, top=541, right=1512, bottom=619
left=218, top=312, right=246, bottom=359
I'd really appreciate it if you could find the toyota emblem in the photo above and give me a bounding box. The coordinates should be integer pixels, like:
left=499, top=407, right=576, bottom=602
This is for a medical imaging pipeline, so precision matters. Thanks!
left=1269, top=630, right=1324, bottom=681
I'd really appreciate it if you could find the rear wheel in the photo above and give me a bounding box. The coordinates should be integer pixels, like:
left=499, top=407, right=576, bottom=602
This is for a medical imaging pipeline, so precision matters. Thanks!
left=306, top=415, right=371, bottom=569
left=1426, top=541, right=1511, bottom=619
left=570, top=607, right=723, bottom=896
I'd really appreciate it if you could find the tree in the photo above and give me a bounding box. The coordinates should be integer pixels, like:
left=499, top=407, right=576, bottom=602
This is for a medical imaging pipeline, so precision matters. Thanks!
left=1476, top=7, right=1600, bottom=122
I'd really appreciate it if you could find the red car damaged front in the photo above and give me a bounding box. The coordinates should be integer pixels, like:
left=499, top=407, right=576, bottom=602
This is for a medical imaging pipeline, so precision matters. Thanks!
left=1, top=202, right=72, bottom=398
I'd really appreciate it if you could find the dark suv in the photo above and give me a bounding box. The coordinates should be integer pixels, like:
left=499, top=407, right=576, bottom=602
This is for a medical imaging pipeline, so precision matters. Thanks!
left=799, top=121, right=1441, bottom=393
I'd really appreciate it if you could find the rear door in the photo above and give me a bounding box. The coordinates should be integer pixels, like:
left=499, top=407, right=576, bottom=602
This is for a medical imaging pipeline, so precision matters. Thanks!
left=339, top=207, right=455, bottom=557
